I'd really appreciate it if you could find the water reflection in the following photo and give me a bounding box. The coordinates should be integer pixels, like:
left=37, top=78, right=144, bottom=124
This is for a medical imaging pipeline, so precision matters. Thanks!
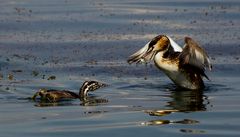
left=180, top=129, right=205, bottom=134
left=32, top=96, right=108, bottom=107
left=167, top=90, right=209, bottom=112
left=145, top=109, right=179, bottom=116
left=142, top=119, right=199, bottom=126
left=80, top=96, right=108, bottom=106
left=34, top=101, right=75, bottom=107
left=144, top=88, right=210, bottom=126
left=146, top=89, right=209, bottom=117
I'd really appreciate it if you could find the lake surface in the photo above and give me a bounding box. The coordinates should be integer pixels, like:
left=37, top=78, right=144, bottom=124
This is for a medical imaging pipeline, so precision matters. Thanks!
left=0, top=0, right=240, bottom=136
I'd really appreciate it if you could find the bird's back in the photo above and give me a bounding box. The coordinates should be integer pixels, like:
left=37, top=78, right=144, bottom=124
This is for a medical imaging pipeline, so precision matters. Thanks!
left=45, top=90, right=79, bottom=102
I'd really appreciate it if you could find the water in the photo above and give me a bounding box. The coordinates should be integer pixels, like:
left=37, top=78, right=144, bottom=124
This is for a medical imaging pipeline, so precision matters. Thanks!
left=0, top=0, right=240, bottom=136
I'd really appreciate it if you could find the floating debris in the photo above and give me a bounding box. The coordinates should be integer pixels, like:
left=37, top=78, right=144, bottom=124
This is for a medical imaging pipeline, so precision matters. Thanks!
left=8, top=74, right=14, bottom=80
left=31, top=71, right=39, bottom=77
left=47, top=75, right=56, bottom=80
left=42, top=61, right=48, bottom=65
left=41, top=117, right=47, bottom=120
left=12, top=70, right=23, bottom=73
left=86, top=60, right=98, bottom=65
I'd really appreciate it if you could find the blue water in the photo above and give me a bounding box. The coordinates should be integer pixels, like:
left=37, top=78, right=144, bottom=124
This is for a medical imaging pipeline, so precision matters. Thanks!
left=0, top=0, right=240, bottom=136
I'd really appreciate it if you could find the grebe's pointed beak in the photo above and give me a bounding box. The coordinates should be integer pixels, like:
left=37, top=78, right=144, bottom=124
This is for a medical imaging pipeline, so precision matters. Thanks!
left=127, top=41, right=156, bottom=64
left=32, top=92, right=40, bottom=100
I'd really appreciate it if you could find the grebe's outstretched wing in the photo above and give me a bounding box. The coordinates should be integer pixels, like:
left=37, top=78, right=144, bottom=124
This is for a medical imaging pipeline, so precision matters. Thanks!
left=179, top=37, right=212, bottom=72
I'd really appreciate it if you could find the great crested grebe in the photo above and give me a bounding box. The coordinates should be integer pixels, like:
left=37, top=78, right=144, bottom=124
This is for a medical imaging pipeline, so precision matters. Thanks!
left=128, top=35, right=212, bottom=90
left=32, top=81, right=107, bottom=102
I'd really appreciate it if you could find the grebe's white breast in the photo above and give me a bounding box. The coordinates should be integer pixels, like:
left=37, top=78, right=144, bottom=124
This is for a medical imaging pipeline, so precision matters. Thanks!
left=154, top=52, right=199, bottom=90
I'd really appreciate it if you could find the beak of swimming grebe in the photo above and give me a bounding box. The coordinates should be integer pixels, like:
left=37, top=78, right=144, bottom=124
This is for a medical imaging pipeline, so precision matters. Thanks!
left=32, top=92, right=40, bottom=100
left=127, top=42, right=157, bottom=64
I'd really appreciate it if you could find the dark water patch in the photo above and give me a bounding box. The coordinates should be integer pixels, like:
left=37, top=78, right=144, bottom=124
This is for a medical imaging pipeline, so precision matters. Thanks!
left=179, top=128, right=206, bottom=134
left=166, top=90, right=209, bottom=112
left=204, top=83, right=233, bottom=93
left=34, top=101, right=78, bottom=107
left=117, top=82, right=166, bottom=91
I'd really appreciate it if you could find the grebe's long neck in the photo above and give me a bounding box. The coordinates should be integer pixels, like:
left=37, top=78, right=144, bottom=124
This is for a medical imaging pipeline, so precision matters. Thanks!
left=154, top=43, right=181, bottom=70
left=154, top=49, right=179, bottom=73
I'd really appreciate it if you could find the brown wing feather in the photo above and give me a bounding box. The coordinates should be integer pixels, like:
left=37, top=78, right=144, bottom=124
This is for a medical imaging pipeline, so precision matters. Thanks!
left=46, top=90, right=79, bottom=100
left=179, top=37, right=212, bottom=71
left=179, top=37, right=212, bottom=80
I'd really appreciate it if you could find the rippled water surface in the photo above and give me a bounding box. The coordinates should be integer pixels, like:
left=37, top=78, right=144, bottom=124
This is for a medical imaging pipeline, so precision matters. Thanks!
left=0, top=0, right=240, bottom=137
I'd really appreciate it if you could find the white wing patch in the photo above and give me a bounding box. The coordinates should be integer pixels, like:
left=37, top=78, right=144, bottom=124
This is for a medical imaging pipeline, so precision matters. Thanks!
left=192, top=50, right=205, bottom=68
left=195, top=50, right=203, bottom=60
left=128, top=41, right=154, bottom=64
left=129, top=42, right=150, bottom=59
left=193, top=44, right=211, bottom=70
left=166, top=36, right=183, bottom=52
left=195, top=50, right=204, bottom=64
